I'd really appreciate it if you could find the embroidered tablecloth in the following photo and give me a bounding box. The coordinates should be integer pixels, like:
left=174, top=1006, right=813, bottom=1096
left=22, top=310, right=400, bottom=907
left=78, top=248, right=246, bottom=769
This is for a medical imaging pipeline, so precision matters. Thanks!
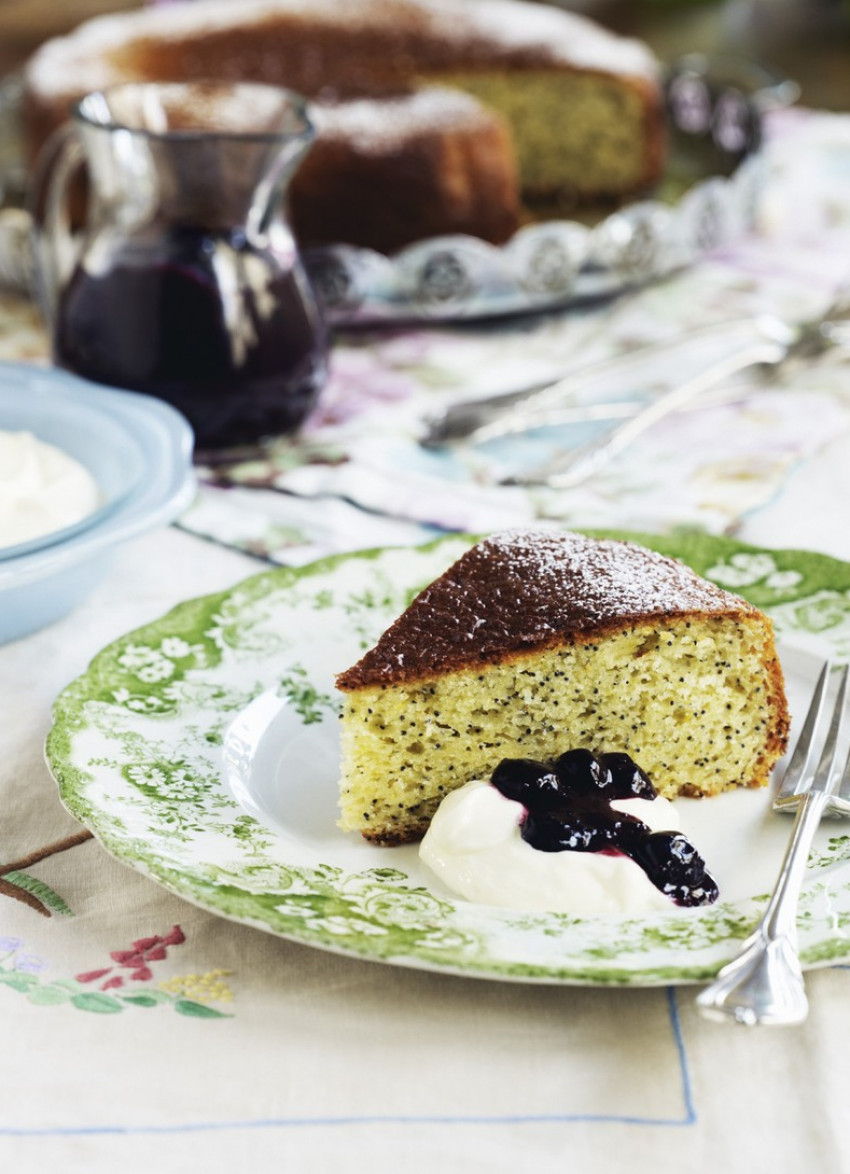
left=2, top=106, right=850, bottom=1172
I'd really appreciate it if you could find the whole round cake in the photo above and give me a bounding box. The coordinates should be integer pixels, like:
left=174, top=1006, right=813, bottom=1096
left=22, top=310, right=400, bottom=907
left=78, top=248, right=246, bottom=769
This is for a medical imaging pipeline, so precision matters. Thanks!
left=335, top=529, right=790, bottom=845
left=22, top=0, right=666, bottom=253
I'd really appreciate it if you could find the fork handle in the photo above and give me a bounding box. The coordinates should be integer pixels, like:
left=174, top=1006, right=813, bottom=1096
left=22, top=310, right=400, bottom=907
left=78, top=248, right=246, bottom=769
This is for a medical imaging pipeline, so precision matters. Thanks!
left=764, top=788, right=830, bottom=941
left=696, top=788, right=829, bottom=1026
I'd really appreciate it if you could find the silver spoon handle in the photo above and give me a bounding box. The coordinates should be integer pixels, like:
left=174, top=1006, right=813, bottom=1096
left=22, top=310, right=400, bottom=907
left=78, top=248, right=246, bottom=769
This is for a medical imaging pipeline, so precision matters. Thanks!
left=504, top=338, right=788, bottom=489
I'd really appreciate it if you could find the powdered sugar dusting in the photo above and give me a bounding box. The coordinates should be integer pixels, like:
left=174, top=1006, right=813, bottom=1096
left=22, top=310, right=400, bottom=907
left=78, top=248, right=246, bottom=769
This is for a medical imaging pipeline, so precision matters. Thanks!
left=420, top=0, right=657, bottom=76
left=337, top=528, right=757, bottom=689
left=480, top=528, right=741, bottom=621
left=313, top=88, right=494, bottom=153
left=26, top=0, right=657, bottom=99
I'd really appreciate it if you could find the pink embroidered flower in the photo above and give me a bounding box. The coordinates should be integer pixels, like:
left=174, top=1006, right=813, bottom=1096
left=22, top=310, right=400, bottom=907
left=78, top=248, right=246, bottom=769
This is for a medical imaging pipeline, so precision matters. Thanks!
left=76, top=926, right=186, bottom=990
left=75, top=968, right=111, bottom=983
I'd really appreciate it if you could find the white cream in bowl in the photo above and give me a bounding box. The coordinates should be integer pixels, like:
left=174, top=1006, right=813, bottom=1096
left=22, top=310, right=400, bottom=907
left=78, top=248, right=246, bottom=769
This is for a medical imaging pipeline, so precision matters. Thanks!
left=0, top=429, right=100, bottom=550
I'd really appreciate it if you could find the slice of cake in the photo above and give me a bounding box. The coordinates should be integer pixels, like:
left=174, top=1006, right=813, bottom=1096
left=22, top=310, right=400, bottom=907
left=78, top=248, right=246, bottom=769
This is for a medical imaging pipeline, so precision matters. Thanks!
left=335, top=529, right=789, bottom=845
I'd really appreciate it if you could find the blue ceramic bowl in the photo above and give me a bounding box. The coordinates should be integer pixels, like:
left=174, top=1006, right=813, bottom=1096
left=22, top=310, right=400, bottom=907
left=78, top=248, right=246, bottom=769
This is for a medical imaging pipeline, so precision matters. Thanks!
left=0, top=363, right=196, bottom=644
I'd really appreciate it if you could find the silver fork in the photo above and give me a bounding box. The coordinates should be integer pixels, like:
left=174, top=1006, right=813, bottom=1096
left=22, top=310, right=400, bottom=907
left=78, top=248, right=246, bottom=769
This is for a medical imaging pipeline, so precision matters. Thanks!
left=696, top=661, right=850, bottom=1027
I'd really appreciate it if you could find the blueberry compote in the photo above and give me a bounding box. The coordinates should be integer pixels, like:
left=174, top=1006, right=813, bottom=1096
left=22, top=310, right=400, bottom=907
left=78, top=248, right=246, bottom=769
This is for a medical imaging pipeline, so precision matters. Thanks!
left=55, top=226, right=328, bottom=452
left=491, top=749, right=718, bottom=907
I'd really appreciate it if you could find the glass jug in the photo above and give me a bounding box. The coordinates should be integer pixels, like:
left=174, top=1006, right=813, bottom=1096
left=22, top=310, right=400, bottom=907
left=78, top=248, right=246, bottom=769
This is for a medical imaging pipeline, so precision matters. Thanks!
left=31, top=81, right=329, bottom=454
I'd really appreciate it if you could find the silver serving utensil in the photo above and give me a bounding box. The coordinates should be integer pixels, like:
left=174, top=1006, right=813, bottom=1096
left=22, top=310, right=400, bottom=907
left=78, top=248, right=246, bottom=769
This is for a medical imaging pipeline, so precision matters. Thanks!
left=502, top=289, right=850, bottom=489
left=696, top=661, right=850, bottom=1027
left=420, top=318, right=764, bottom=449
left=502, top=325, right=789, bottom=488
left=430, top=382, right=760, bottom=443
left=423, top=285, right=850, bottom=455
left=423, top=388, right=637, bottom=447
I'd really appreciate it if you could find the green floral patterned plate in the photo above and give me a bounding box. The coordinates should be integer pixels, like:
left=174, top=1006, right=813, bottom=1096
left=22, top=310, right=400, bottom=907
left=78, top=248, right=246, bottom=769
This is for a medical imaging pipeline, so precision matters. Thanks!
left=46, top=530, right=850, bottom=985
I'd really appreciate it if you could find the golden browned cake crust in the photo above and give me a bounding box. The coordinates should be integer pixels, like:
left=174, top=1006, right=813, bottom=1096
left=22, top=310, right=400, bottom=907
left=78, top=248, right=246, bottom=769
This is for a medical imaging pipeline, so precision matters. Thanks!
left=336, top=529, right=764, bottom=690
left=291, top=89, right=521, bottom=251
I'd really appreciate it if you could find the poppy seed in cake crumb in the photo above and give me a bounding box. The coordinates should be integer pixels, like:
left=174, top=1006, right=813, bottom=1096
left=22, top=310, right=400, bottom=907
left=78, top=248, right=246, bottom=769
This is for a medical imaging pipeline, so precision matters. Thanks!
left=335, top=530, right=789, bottom=843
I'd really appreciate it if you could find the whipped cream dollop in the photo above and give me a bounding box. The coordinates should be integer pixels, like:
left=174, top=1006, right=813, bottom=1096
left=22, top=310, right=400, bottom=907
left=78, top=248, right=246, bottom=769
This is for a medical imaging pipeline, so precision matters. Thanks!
left=0, top=430, right=100, bottom=550
left=419, top=780, right=694, bottom=915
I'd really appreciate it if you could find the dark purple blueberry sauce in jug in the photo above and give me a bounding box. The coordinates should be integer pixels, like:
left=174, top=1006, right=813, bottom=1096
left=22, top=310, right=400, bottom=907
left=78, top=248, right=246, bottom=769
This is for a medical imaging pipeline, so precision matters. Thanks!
left=491, top=749, right=719, bottom=907
left=54, top=226, right=328, bottom=452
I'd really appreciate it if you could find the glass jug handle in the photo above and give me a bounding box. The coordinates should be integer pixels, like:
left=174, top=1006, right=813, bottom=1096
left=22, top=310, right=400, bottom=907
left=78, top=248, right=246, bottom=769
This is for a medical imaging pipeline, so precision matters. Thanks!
left=28, top=124, right=87, bottom=325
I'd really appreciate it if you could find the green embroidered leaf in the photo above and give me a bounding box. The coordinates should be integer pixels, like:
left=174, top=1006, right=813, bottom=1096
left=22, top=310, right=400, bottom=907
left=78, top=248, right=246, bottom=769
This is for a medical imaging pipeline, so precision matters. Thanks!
left=27, top=983, right=73, bottom=1006
left=120, top=992, right=171, bottom=1007
left=3, top=871, right=74, bottom=917
left=0, top=970, right=38, bottom=992
left=174, top=998, right=231, bottom=1018
left=53, top=979, right=92, bottom=993
left=70, top=992, right=125, bottom=1014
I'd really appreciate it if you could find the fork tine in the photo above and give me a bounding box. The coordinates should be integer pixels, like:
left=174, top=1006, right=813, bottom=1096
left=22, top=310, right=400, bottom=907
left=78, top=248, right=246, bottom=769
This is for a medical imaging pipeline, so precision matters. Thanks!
left=827, top=666, right=850, bottom=816
left=834, top=752, right=850, bottom=815
left=773, top=659, right=832, bottom=810
left=811, top=664, right=850, bottom=794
